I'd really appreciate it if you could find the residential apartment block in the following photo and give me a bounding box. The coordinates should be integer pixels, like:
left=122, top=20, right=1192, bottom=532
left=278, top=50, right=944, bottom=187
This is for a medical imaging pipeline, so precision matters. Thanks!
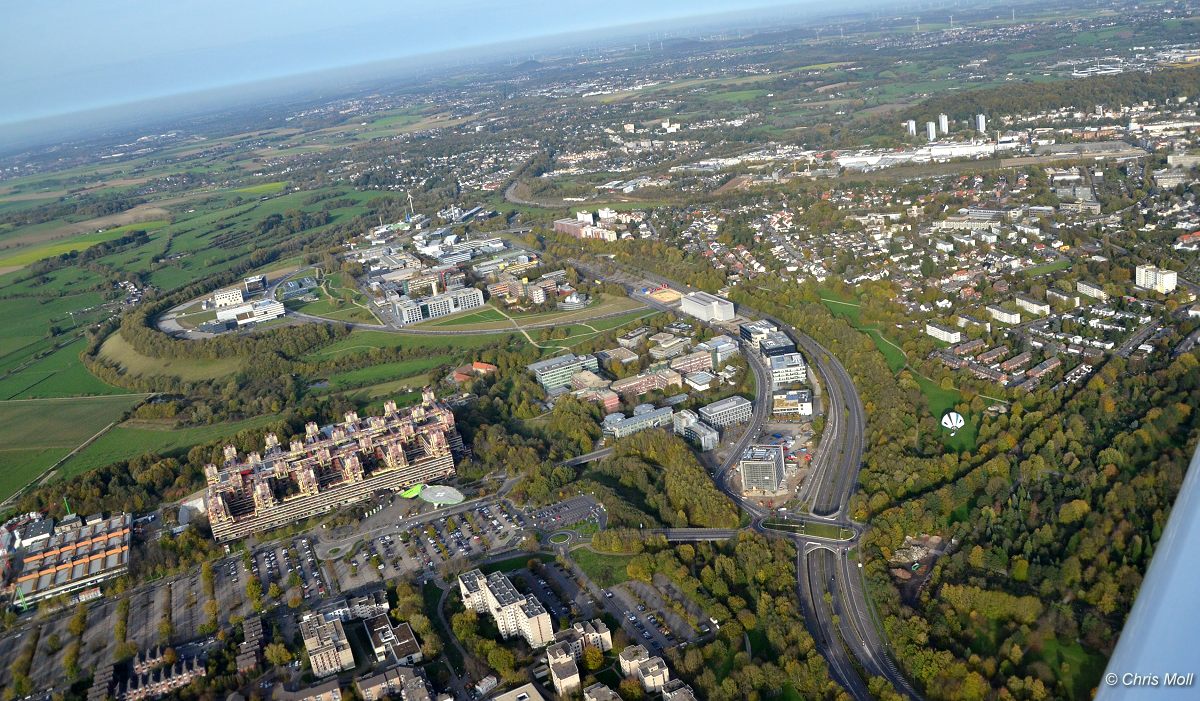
left=204, top=391, right=459, bottom=542
left=301, top=614, right=356, bottom=678
left=458, top=570, right=554, bottom=648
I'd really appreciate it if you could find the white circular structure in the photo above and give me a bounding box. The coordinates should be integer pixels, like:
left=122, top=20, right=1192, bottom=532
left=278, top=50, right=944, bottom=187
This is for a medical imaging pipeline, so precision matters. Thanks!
left=419, top=485, right=465, bottom=506
left=941, top=411, right=966, bottom=434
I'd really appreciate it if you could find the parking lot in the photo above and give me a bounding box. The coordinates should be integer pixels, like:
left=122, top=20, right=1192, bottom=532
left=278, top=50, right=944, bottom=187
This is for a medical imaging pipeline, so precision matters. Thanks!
left=250, top=536, right=332, bottom=604
left=531, top=495, right=603, bottom=531
left=331, top=499, right=527, bottom=591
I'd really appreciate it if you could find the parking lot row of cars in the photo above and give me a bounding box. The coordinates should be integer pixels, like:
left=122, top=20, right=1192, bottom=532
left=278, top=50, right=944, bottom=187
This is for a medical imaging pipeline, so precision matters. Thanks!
left=251, top=537, right=328, bottom=600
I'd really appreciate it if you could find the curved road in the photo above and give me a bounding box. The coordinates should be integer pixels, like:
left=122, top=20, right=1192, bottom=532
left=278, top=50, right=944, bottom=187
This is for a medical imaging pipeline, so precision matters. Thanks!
left=572, top=257, right=919, bottom=700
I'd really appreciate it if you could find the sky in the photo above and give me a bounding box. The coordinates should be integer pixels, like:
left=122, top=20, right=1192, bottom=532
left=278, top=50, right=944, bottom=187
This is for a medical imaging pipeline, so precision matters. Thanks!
left=1, top=0, right=807, bottom=126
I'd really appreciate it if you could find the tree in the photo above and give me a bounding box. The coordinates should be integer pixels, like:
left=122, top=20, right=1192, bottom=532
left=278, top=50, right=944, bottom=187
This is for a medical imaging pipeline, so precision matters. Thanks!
left=581, top=645, right=604, bottom=672
left=264, top=643, right=292, bottom=667
left=618, top=679, right=646, bottom=700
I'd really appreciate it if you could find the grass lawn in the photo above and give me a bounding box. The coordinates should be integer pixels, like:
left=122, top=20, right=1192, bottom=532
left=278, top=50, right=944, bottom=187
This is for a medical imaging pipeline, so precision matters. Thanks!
left=324, top=357, right=453, bottom=389
left=480, top=552, right=555, bottom=575
left=425, top=307, right=507, bottom=326
left=55, top=414, right=283, bottom=480
left=865, top=329, right=907, bottom=372
left=234, top=181, right=287, bottom=195
left=1038, top=637, right=1106, bottom=700
left=0, top=336, right=125, bottom=399
left=305, top=330, right=513, bottom=361
left=570, top=549, right=633, bottom=588
left=99, top=332, right=242, bottom=381
left=914, top=374, right=978, bottom=451
left=0, top=394, right=146, bottom=499
left=1023, top=259, right=1072, bottom=276
left=423, top=582, right=464, bottom=671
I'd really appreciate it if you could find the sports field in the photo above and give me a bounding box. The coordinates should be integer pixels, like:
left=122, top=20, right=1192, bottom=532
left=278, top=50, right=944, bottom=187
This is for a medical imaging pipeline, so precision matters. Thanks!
left=0, top=394, right=146, bottom=500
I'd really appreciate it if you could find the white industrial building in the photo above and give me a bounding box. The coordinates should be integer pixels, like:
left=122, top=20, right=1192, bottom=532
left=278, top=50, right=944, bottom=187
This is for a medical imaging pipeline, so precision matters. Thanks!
left=679, top=291, right=735, bottom=322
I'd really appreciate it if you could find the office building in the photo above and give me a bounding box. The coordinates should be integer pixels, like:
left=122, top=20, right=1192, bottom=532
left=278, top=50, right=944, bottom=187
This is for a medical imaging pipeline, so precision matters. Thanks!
left=673, top=410, right=719, bottom=451
left=699, top=395, right=753, bottom=428
left=610, top=369, right=681, bottom=398
left=696, top=334, right=740, bottom=363
left=669, top=350, right=713, bottom=374
left=759, top=331, right=797, bottom=358
left=769, top=353, right=807, bottom=388
left=527, top=353, right=599, bottom=391
left=938, top=113, right=949, bottom=134
left=601, top=406, right=674, bottom=438
left=1135, top=264, right=1178, bottom=294
left=10, top=513, right=132, bottom=605
left=975, top=113, right=987, bottom=132
left=739, top=320, right=778, bottom=348
left=205, top=391, right=459, bottom=542
left=772, top=389, right=813, bottom=417
left=1077, top=281, right=1109, bottom=301
left=213, top=287, right=244, bottom=308
left=301, top=614, right=356, bottom=677
left=393, top=286, right=485, bottom=325
left=924, top=322, right=963, bottom=344
left=458, top=570, right=554, bottom=648
left=740, top=445, right=786, bottom=495
left=244, top=275, right=267, bottom=294
left=679, top=291, right=735, bottom=322
left=215, top=298, right=286, bottom=326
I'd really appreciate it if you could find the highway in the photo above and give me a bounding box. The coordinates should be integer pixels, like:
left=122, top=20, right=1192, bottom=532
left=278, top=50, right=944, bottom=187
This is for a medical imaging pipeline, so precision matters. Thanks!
left=573, top=256, right=919, bottom=700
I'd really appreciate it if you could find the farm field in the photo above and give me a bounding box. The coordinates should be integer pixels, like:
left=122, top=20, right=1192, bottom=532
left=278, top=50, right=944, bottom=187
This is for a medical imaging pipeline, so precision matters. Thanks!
left=0, top=336, right=124, bottom=399
left=0, top=394, right=146, bottom=500
left=99, top=332, right=243, bottom=381
left=0, top=220, right=170, bottom=269
left=54, top=414, right=283, bottom=481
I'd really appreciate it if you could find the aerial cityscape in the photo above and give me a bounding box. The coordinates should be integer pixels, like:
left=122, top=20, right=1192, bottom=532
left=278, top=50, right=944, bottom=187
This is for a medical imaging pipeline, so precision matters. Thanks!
left=1, top=1, right=1200, bottom=700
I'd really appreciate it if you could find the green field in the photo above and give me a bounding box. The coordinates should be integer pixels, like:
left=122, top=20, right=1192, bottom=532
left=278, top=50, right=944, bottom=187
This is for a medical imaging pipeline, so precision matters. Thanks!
left=0, top=220, right=169, bottom=268
left=571, top=548, right=633, bottom=588
left=55, top=414, right=281, bottom=481
left=99, top=332, right=243, bottom=381
left=305, top=330, right=513, bottom=361
left=1023, top=259, right=1072, bottom=276
left=0, top=336, right=124, bottom=399
left=0, top=394, right=146, bottom=499
left=425, top=307, right=507, bottom=326
left=1037, top=637, right=1107, bottom=700
left=291, top=272, right=380, bottom=324
left=234, top=181, right=287, bottom=195
left=324, top=357, right=453, bottom=390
